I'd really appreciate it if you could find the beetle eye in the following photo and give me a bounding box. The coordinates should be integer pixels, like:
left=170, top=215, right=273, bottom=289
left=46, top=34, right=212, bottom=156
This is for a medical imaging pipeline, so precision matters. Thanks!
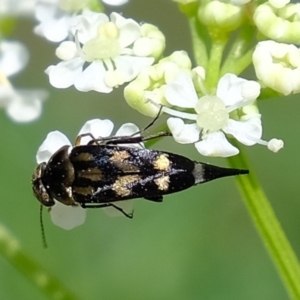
left=32, top=163, right=55, bottom=207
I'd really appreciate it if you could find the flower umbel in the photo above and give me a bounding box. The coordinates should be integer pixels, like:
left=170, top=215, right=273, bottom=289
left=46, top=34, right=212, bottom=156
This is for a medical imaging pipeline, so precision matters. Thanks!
left=153, top=71, right=283, bottom=157
left=46, top=11, right=165, bottom=93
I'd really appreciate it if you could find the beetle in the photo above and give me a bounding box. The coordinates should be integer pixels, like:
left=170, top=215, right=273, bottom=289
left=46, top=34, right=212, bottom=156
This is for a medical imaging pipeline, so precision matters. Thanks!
left=32, top=131, right=248, bottom=218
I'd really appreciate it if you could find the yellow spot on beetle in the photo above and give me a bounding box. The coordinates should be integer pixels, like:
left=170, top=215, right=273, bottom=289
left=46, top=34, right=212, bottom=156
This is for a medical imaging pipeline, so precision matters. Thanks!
left=110, top=151, right=130, bottom=162
left=153, top=154, right=170, bottom=171
left=112, top=175, right=140, bottom=197
left=154, top=175, right=170, bottom=191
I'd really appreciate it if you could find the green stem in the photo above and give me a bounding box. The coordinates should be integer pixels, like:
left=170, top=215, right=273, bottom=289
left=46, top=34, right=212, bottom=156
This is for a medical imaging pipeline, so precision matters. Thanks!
left=146, top=124, right=300, bottom=299
left=0, top=224, right=79, bottom=300
left=228, top=144, right=300, bottom=300
left=205, top=32, right=228, bottom=90
left=188, top=17, right=209, bottom=68
left=220, top=24, right=255, bottom=76
left=220, top=48, right=254, bottom=77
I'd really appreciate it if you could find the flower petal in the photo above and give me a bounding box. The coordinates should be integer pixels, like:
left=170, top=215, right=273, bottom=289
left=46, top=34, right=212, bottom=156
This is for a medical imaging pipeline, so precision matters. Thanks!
left=50, top=201, right=86, bottom=230
left=6, top=89, right=46, bottom=123
left=78, top=119, right=114, bottom=144
left=165, top=72, right=198, bottom=108
left=217, top=73, right=260, bottom=107
left=0, top=41, right=29, bottom=77
left=55, top=41, right=77, bottom=61
left=34, top=14, right=71, bottom=43
left=34, top=2, right=57, bottom=22
left=113, top=55, right=154, bottom=82
left=46, top=57, right=84, bottom=89
left=34, top=1, right=82, bottom=43
left=167, top=117, right=200, bottom=144
left=111, top=12, right=141, bottom=48
left=115, top=123, right=143, bottom=148
left=133, top=37, right=155, bottom=57
left=195, top=131, right=239, bottom=157
left=115, top=123, right=140, bottom=136
left=74, top=61, right=113, bottom=93
left=72, top=11, right=109, bottom=44
left=36, top=131, right=71, bottom=163
left=223, top=117, right=262, bottom=145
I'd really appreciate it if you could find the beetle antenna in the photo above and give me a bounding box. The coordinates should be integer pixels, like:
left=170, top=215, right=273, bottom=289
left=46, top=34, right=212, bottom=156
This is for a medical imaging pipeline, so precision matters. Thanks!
left=40, top=205, right=48, bottom=248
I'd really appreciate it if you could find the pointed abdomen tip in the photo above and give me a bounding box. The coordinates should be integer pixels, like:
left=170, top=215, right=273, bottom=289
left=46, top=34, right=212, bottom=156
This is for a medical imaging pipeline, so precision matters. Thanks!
left=239, top=169, right=249, bottom=175
left=193, top=163, right=249, bottom=184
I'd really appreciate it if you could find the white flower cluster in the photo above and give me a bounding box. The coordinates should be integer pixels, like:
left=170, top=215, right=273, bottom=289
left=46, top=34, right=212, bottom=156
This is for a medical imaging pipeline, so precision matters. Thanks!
left=32, top=1, right=165, bottom=93
left=251, top=1, right=300, bottom=95
left=125, top=51, right=283, bottom=157
left=0, top=41, right=47, bottom=122
left=187, top=0, right=300, bottom=96
left=46, top=11, right=165, bottom=93
left=34, top=0, right=130, bottom=43
left=1, top=1, right=289, bottom=148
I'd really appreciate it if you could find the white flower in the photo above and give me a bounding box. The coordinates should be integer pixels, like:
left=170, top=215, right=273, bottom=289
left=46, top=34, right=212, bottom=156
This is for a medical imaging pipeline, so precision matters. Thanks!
left=253, top=2, right=300, bottom=44
left=0, top=41, right=29, bottom=77
left=34, top=0, right=102, bottom=43
left=0, top=85, right=46, bottom=122
left=198, top=1, right=245, bottom=32
left=36, top=119, right=141, bottom=229
left=34, top=0, right=74, bottom=43
left=0, top=0, right=36, bottom=16
left=253, top=41, right=300, bottom=95
left=34, top=0, right=131, bottom=42
left=124, top=51, right=192, bottom=117
left=154, top=72, right=283, bottom=157
left=0, top=40, right=46, bottom=122
left=45, top=11, right=165, bottom=93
